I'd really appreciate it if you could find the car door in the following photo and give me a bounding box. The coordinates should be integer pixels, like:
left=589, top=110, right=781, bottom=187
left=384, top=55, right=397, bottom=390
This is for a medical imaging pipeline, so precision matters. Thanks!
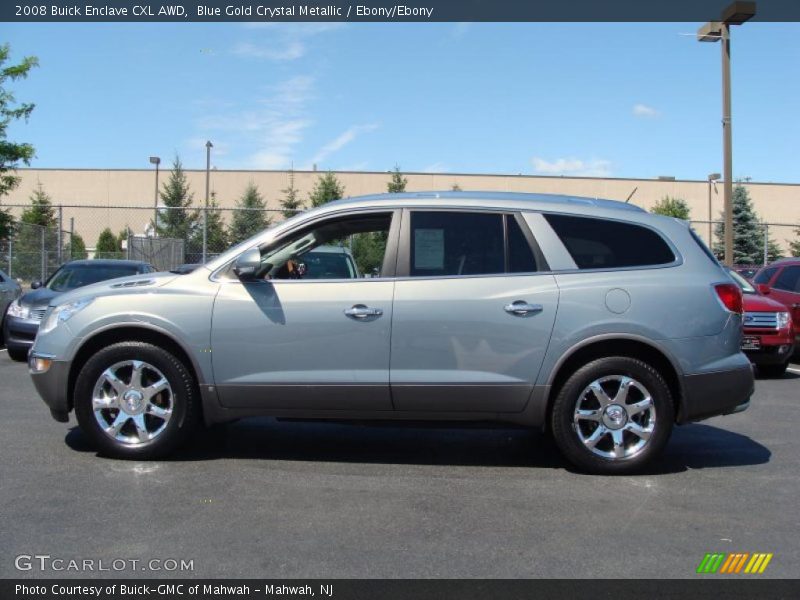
left=768, top=265, right=800, bottom=329
left=390, top=210, right=559, bottom=413
left=210, top=210, right=400, bottom=411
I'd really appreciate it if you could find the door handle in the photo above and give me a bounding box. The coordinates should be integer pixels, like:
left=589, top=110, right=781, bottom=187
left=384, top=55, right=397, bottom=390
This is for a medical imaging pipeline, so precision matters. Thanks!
left=344, top=304, right=383, bottom=319
left=504, top=301, right=543, bottom=316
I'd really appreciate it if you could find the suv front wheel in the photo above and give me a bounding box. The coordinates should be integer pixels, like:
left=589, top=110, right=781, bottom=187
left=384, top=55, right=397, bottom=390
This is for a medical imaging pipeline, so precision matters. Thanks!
left=74, top=341, right=198, bottom=459
left=551, top=356, right=674, bottom=475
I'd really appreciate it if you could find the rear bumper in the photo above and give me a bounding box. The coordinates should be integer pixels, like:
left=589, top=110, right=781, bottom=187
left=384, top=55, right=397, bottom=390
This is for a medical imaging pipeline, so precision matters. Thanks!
left=679, top=363, right=754, bottom=423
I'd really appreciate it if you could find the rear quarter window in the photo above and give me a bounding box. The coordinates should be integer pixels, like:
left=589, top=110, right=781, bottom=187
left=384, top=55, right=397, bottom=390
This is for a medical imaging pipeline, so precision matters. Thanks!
left=544, top=214, right=675, bottom=269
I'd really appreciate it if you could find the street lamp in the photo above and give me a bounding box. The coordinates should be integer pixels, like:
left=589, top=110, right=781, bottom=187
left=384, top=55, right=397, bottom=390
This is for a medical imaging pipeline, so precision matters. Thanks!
left=149, top=156, right=160, bottom=237
left=698, top=1, right=756, bottom=266
left=707, top=173, right=721, bottom=247
left=203, top=141, right=213, bottom=263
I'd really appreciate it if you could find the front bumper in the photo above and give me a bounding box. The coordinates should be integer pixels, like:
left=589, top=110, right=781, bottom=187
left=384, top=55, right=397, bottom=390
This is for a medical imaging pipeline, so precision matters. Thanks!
left=679, top=363, right=754, bottom=423
left=3, top=315, right=40, bottom=353
left=742, top=328, right=795, bottom=365
left=29, top=352, right=71, bottom=422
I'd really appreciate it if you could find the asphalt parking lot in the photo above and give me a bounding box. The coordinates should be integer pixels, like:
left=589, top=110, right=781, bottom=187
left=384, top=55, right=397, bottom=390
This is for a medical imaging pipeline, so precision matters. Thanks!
left=1, top=349, right=798, bottom=579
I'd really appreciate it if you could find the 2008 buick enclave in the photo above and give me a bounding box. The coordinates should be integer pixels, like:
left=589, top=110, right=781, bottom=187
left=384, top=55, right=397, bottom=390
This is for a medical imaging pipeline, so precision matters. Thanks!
left=28, top=192, right=753, bottom=474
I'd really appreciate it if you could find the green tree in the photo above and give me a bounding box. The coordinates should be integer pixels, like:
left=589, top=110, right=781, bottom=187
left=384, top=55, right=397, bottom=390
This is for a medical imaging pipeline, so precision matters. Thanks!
left=280, top=169, right=303, bottom=219
left=12, top=183, right=57, bottom=280
left=95, top=227, right=120, bottom=259
left=228, top=182, right=271, bottom=245
left=387, top=165, right=407, bottom=193
left=69, top=232, right=88, bottom=260
left=790, top=227, right=800, bottom=257
left=156, top=156, right=198, bottom=241
left=204, top=191, right=229, bottom=256
left=714, top=183, right=782, bottom=264
left=0, top=44, right=38, bottom=243
left=651, top=196, right=691, bottom=220
left=308, top=171, right=345, bottom=207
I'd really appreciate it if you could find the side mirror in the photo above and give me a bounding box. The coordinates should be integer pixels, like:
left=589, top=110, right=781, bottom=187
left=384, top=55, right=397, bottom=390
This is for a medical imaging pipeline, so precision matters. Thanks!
left=233, top=248, right=261, bottom=281
left=30, top=280, right=42, bottom=290
left=756, top=283, right=771, bottom=295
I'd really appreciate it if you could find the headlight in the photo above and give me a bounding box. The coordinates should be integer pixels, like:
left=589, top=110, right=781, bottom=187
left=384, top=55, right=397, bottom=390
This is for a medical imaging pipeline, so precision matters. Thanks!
left=777, top=311, right=791, bottom=330
left=39, top=298, right=94, bottom=334
left=6, top=300, right=28, bottom=319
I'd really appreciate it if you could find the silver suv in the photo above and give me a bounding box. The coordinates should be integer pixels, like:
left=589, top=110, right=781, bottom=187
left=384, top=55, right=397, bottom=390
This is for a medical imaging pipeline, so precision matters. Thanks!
left=28, top=192, right=753, bottom=474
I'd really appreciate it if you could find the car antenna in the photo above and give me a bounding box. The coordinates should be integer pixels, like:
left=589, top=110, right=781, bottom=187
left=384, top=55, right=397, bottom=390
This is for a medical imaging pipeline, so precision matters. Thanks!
left=625, top=186, right=638, bottom=203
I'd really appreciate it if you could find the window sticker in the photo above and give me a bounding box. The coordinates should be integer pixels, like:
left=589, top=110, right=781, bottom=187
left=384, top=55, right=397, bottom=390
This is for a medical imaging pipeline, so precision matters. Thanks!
left=414, top=228, right=445, bottom=270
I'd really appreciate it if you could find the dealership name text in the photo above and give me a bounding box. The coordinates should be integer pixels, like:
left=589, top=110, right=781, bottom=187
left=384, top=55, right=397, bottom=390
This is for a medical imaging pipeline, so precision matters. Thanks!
left=16, top=584, right=329, bottom=596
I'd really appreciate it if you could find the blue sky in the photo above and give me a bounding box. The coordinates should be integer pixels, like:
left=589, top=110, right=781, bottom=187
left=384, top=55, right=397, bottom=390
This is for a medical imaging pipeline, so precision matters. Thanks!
left=4, top=22, right=799, bottom=182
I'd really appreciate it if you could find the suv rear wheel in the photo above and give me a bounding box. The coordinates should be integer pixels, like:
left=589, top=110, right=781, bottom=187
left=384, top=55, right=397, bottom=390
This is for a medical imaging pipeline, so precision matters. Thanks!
left=74, top=341, right=198, bottom=459
left=551, top=356, right=674, bottom=474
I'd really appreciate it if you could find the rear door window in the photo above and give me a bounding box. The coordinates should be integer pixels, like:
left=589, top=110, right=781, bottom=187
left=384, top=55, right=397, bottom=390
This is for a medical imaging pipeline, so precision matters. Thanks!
left=407, top=212, right=540, bottom=277
left=754, top=266, right=779, bottom=285
left=544, top=214, right=675, bottom=269
left=773, top=266, right=800, bottom=292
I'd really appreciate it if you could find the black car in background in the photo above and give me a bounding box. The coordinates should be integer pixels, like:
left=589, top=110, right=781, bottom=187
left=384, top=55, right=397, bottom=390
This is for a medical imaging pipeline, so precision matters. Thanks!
left=0, top=268, right=23, bottom=345
left=3, top=260, right=154, bottom=361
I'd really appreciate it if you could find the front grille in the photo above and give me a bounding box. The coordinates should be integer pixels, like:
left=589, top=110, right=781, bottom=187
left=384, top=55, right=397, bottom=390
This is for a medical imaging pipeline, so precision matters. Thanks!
left=743, top=311, right=778, bottom=329
left=28, top=308, right=47, bottom=322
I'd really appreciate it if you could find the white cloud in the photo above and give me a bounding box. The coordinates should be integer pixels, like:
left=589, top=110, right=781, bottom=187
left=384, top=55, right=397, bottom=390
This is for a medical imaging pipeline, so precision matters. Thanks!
left=196, top=76, right=315, bottom=170
left=450, top=23, right=471, bottom=39
left=309, top=124, right=379, bottom=167
left=233, top=41, right=306, bottom=61
left=234, top=22, right=344, bottom=62
left=531, top=157, right=613, bottom=177
left=423, top=162, right=449, bottom=173
left=632, top=103, right=661, bottom=118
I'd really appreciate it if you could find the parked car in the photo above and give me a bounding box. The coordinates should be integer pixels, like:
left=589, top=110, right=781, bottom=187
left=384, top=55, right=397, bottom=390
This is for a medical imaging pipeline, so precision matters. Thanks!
left=726, top=268, right=794, bottom=376
left=733, top=265, right=759, bottom=281
left=1, top=268, right=22, bottom=345
left=300, top=246, right=359, bottom=279
left=28, top=192, right=753, bottom=474
left=5, top=259, right=154, bottom=362
left=752, top=258, right=800, bottom=351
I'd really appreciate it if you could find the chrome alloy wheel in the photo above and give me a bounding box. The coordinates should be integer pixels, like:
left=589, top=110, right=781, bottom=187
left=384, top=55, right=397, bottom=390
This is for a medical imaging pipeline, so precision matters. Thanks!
left=573, top=375, right=656, bottom=460
left=91, top=360, right=174, bottom=444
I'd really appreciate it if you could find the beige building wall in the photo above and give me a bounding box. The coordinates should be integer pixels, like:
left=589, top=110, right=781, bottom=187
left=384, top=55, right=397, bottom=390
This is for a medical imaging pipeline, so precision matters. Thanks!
left=4, top=168, right=800, bottom=253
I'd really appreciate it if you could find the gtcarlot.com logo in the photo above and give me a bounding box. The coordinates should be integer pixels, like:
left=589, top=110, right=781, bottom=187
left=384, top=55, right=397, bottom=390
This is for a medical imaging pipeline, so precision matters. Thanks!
left=696, top=552, right=773, bottom=574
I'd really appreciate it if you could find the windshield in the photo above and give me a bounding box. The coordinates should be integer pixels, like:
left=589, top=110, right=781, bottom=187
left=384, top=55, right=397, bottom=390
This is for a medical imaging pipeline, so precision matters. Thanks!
left=47, top=265, right=141, bottom=292
left=727, top=268, right=756, bottom=294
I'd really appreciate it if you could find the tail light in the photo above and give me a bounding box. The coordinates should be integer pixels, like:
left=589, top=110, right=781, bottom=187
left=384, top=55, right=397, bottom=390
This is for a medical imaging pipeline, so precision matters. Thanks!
left=715, top=283, right=743, bottom=314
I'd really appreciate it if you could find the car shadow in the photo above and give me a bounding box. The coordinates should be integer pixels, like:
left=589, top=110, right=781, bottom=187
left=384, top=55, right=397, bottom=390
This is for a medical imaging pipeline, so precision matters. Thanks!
left=64, top=419, right=771, bottom=475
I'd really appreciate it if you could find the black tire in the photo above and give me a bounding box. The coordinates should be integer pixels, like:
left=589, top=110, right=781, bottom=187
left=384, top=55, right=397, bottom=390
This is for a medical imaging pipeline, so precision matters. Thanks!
left=551, top=356, right=674, bottom=475
left=758, top=361, right=788, bottom=378
left=7, top=345, right=29, bottom=362
left=74, top=341, right=198, bottom=459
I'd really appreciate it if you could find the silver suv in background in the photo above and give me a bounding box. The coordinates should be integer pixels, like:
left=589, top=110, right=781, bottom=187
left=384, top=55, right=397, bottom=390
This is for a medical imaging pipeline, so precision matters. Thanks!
left=28, top=192, right=753, bottom=474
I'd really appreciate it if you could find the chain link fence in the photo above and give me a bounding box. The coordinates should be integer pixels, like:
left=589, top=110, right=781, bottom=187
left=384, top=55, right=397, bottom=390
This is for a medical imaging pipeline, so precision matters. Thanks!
left=0, top=204, right=798, bottom=284
left=0, top=204, right=298, bottom=283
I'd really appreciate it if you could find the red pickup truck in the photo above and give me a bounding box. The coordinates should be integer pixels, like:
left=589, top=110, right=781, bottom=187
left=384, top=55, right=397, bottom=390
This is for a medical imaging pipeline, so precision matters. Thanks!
left=728, top=268, right=795, bottom=377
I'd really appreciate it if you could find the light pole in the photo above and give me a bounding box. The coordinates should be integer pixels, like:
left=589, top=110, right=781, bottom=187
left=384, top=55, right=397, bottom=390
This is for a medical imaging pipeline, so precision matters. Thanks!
left=203, top=141, right=213, bottom=263
left=698, top=1, right=756, bottom=266
left=707, top=172, right=721, bottom=247
left=149, top=156, right=160, bottom=237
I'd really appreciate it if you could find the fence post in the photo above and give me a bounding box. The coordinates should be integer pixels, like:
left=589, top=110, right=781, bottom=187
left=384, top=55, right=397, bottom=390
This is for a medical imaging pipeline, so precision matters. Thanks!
left=40, top=226, right=46, bottom=281
left=763, top=223, right=769, bottom=266
left=57, top=205, right=63, bottom=265
left=202, top=207, right=208, bottom=264
left=7, top=236, right=12, bottom=278
left=69, top=217, right=74, bottom=260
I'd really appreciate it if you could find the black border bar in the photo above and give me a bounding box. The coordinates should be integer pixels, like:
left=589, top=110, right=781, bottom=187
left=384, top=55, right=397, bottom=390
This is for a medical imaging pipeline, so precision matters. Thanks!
left=3, top=579, right=800, bottom=599
left=3, top=0, right=800, bottom=23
